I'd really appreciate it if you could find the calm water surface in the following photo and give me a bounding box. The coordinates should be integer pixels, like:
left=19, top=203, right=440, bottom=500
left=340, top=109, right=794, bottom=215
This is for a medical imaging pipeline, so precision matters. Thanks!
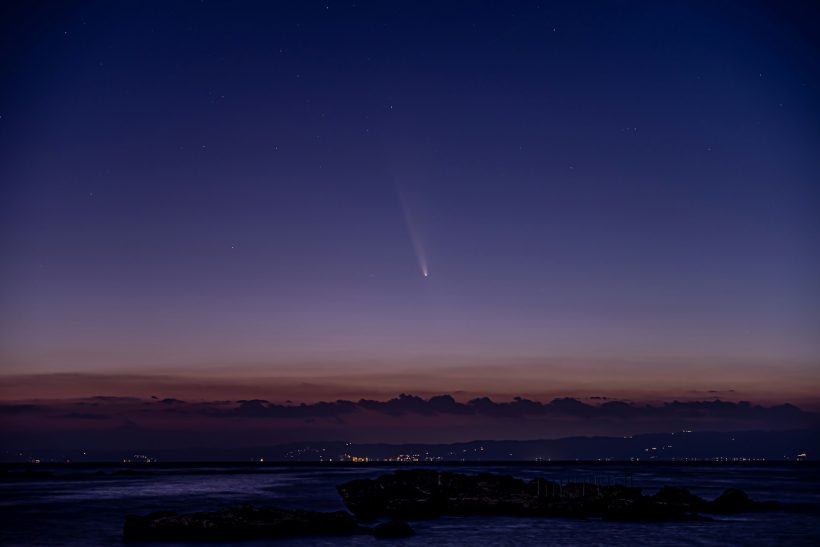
left=1, top=463, right=818, bottom=546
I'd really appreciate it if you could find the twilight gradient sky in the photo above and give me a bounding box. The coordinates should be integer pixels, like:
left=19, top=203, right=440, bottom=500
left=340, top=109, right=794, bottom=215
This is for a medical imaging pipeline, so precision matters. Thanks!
left=1, top=1, right=819, bottom=405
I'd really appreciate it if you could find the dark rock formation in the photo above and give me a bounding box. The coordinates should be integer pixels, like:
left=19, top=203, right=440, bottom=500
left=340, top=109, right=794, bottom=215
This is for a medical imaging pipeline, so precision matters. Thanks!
left=652, top=486, right=705, bottom=508
left=706, top=488, right=779, bottom=514
left=373, top=519, right=416, bottom=538
left=124, top=471, right=779, bottom=541
left=337, top=470, right=778, bottom=522
left=123, top=505, right=367, bottom=542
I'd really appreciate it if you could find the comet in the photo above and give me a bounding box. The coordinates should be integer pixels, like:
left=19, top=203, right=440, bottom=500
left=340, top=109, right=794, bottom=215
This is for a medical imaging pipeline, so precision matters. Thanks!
left=397, top=185, right=429, bottom=278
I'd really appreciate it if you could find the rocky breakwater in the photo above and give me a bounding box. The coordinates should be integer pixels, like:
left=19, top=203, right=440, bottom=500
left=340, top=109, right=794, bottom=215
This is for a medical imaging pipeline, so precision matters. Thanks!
left=337, top=470, right=779, bottom=522
left=123, top=505, right=389, bottom=542
left=123, top=470, right=780, bottom=541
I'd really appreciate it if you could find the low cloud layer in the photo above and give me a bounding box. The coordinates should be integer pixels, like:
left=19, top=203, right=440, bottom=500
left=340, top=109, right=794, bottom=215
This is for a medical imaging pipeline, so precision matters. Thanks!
left=223, top=394, right=812, bottom=423
left=2, top=394, right=817, bottom=452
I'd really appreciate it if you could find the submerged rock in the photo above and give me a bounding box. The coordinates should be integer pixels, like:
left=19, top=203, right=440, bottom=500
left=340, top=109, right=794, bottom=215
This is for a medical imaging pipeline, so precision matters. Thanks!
left=337, top=470, right=777, bottom=523
left=123, top=505, right=367, bottom=542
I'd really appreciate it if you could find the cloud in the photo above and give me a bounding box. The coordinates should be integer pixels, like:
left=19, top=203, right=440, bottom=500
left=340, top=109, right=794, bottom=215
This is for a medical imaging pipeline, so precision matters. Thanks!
left=58, top=412, right=112, bottom=420
left=1, top=394, right=817, bottom=451
left=231, top=399, right=359, bottom=418
left=0, top=404, right=40, bottom=415
left=2, top=394, right=815, bottom=425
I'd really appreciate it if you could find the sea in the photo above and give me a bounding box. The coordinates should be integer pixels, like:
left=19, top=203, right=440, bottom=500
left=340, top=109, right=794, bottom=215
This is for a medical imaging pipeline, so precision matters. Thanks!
left=1, top=462, right=818, bottom=546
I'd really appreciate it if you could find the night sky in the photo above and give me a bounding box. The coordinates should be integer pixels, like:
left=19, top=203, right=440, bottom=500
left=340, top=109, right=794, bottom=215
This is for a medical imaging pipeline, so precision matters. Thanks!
left=1, top=0, right=819, bottom=428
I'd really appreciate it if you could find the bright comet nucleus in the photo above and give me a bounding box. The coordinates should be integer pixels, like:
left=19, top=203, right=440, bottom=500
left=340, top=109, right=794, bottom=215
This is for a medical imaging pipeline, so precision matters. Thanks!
left=397, top=185, right=429, bottom=279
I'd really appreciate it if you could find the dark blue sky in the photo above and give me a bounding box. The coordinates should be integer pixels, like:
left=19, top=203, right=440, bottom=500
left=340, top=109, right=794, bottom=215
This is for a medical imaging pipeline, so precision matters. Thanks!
left=1, top=1, right=818, bottom=404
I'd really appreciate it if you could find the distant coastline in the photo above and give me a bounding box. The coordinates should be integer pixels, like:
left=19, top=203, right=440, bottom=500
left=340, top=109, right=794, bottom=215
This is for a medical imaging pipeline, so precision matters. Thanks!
left=4, top=428, right=816, bottom=464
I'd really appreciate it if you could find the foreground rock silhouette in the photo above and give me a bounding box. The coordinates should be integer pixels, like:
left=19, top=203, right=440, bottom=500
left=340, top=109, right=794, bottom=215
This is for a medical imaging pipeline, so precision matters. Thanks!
left=373, top=519, right=417, bottom=538
left=123, top=506, right=373, bottom=542
left=124, top=470, right=779, bottom=541
left=337, top=470, right=779, bottom=522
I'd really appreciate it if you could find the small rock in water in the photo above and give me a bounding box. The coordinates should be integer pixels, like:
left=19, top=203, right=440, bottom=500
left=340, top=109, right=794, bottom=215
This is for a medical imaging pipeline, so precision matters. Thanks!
left=373, top=519, right=416, bottom=538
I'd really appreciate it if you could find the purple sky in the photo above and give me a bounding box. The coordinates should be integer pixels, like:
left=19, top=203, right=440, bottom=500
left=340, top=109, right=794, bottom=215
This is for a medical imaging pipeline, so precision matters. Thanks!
left=1, top=1, right=819, bottom=436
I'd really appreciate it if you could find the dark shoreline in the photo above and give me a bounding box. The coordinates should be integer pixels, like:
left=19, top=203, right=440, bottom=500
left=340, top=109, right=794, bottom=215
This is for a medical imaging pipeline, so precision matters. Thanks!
left=2, top=460, right=817, bottom=468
